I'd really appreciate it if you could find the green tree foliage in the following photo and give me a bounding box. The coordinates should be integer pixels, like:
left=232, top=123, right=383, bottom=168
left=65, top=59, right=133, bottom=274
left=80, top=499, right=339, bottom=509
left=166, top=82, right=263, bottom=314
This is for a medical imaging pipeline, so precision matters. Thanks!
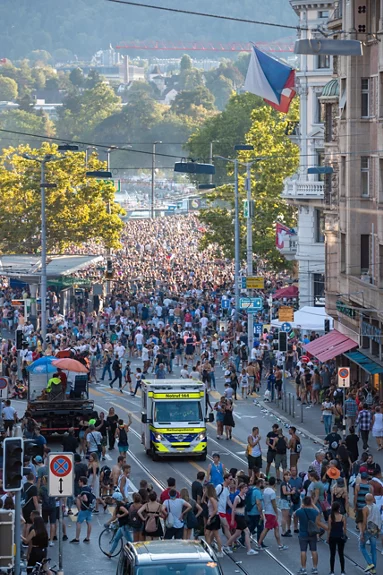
left=171, top=85, right=216, bottom=116
left=198, top=103, right=299, bottom=269
left=205, top=74, right=234, bottom=110
left=0, top=77, right=18, bottom=101
left=0, top=143, right=124, bottom=253
left=180, top=55, right=192, bottom=71
left=187, top=92, right=264, bottom=184
left=69, top=67, right=85, bottom=88
left=56, top=83, right=121, bottom=139
left=27, top=50, right=52, bottom=65
left=0, top=109, right=55, bottom=150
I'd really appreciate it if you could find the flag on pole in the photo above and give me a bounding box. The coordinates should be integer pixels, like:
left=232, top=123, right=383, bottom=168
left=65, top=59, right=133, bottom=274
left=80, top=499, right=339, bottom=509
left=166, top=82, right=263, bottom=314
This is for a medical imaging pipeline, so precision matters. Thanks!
left=276, top=222, right=295, bottom=249
left=244, top=46, right=296, bottom=113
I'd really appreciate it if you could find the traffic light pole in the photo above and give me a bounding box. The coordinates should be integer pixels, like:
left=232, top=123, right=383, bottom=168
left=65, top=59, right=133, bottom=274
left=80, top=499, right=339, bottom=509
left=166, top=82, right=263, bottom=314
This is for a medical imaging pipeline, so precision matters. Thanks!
left=234, top=159, right=240, bottom=322
left=14, top=491, right=21, bottom=575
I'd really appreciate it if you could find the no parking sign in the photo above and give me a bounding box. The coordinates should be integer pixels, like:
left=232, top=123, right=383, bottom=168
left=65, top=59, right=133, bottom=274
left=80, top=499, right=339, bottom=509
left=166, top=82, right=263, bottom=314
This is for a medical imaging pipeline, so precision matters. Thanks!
left=338, top=367, right=350, bottom=388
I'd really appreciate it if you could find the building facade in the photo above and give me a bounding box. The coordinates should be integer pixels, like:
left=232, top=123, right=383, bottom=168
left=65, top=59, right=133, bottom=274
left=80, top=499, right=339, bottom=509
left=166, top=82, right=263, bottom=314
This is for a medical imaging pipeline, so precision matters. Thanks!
left=281, top=1, right=334, bottom=306
left=323, top=0, right=383, bottom=392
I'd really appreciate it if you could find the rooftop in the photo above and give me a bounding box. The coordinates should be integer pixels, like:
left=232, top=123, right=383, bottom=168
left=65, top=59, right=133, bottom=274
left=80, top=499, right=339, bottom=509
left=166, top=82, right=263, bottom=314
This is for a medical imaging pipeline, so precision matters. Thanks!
left=0, top=254, right=103, bottom=280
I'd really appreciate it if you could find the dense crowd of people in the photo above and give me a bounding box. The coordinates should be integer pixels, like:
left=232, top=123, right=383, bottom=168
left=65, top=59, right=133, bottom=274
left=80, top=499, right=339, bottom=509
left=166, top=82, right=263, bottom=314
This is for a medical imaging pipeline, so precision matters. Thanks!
left=0, top=214, right=382, bottom=574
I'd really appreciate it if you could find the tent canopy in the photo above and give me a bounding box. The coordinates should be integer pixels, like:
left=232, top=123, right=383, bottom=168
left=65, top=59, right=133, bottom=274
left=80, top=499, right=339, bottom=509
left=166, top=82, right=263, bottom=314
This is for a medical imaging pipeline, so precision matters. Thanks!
left=271, top=306, right=333, bottom=332
left=273, top=285, right=299, bottom=299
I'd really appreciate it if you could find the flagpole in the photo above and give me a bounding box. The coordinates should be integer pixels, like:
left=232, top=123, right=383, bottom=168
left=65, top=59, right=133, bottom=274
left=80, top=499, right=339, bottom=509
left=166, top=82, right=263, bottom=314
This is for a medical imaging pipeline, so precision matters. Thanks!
left=234, top=158, right=240, bottom=322
left=246, top=161, right=254, bottom=352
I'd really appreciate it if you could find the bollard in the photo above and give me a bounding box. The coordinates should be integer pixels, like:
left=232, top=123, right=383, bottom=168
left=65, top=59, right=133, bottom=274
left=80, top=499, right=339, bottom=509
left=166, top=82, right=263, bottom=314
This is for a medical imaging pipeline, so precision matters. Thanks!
left=288, top=393, right=291, bottom=416
left=292, top=396, right=295, bottom=419
left=300, top=401, right=304, bottom=423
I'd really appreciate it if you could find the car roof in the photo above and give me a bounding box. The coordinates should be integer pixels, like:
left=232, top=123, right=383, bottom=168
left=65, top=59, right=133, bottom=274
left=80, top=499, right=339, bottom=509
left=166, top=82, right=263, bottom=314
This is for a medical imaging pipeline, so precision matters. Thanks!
left=125, top=540, right=214, bottom=564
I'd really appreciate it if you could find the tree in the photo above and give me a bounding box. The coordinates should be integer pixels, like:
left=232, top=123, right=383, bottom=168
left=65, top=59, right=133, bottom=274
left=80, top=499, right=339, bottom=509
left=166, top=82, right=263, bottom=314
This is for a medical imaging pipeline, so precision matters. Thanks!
left=187, top=92, right=264, bottom=185
left=85, top=69, right=101, bottom=89
left=28, top=50, right=52, bottom=65
left=0, top=76, right=18, bottom=101
left=171, top=85, right=215, bottom=116
left=205, top=74, right=233, bottom=110
left=198, top=102, right=299, bottom=270
left=0, top=109, right=55, bottom=151
left=180, top=54, right=192, bottom=72
left=16, top=94, right=33, bottom=112
left=69, top=67, right=84, bottom=88
left=0, top=143, right=124, bottom=253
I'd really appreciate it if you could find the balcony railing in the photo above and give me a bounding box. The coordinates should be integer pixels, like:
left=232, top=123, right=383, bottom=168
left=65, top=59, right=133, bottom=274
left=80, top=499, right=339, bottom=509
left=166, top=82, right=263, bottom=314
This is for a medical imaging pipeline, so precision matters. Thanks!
left=283, top=180, right=325, bottom=198
left=278, top=234, right=298, bottom=260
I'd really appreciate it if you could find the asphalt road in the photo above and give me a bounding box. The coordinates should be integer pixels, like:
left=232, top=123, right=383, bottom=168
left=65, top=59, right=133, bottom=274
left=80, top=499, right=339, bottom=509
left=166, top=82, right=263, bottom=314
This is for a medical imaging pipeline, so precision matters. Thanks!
left=13, top=362, right=382, bottom=575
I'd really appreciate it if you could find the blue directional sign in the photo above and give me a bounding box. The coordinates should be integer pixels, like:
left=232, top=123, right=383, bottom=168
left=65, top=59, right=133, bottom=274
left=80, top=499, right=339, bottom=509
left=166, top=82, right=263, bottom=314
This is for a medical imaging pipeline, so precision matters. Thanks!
left=221, top=298, right=230, bottom=309
left=281, top=322, right=292, bottom=333
left=241, top=277, right=247, bottom=289
left=239, top=297, right=263, bottom=313
left=253, top=323, right=263, bottom=337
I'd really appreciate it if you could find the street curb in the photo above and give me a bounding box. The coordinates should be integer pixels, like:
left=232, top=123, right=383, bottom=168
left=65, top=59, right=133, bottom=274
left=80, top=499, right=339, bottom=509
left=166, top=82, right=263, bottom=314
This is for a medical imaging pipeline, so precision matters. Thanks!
left=255, top=399, right=326, bottom=448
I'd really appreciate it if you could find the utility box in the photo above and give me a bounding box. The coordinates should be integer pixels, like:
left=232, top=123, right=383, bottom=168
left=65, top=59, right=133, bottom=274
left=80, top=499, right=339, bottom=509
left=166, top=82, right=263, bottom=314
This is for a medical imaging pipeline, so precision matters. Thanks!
left=0, top=510, right=15, bottom=570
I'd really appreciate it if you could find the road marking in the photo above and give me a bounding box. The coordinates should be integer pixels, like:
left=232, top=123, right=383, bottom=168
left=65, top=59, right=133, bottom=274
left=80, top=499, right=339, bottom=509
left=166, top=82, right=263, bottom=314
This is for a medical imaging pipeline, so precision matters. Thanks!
left=104, top=454, right=112, bottom=461
left=233, top=413, right=242, bottom=419
left=89, top=388, right=104, bottom=397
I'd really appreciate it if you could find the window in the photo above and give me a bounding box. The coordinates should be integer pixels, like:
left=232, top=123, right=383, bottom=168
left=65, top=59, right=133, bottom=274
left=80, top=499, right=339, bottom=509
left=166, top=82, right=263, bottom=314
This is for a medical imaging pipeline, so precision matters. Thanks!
left=361, top=78, right=370, bottom=117
left=361, top=234, right=370, bottom=273
left=341, top=155, right=346, bottom=195
left=317, top=54, right=330, bottom=69
left=319, top=10, right=329, bottom=18
left=361, top=156, right=369, bottom=196
left=315, top=209, right=325, bottom=242
left=380, top=158, right=383, bottom=202
left=325, top=104, right=333, bottom=142
left=313, top=274, right=325, bottom=306
left=316, top=151, right=325, bottom=181
left=341, top=233, right=346, bottom=273
left=315, top=95, right=323, bottom=123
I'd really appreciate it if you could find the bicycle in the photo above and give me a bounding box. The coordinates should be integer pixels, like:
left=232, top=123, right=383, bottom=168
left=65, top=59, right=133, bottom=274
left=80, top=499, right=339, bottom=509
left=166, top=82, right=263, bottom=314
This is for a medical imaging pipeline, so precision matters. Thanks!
left=29, top=558, right=57, bottom=575
left=99, top=523, right=122, bottom=557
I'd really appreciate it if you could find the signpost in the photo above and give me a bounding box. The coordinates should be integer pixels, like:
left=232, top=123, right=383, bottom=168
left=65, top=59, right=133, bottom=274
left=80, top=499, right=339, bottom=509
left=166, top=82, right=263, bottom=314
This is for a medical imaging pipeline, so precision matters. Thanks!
left=278, top=306, right=294, bottom=322
left=281, top=322, right=292, bottom=333
left=253, top=323, right=263, bottom=337
left=221, top=298, right=230, bottom=310
left=337, top=367, right=350, bottom=389
left=241, top=276, right=265, bottom=289
left=239, top=297, right=263, bottom=313
left=49, top=453, right=74, bottom=575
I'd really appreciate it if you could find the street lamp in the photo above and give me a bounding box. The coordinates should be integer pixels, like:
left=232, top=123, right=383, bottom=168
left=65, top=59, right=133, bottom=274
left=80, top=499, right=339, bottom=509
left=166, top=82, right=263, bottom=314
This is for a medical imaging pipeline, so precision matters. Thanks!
left=21, top=144, right=79, bottom=349
left=151, top=141, right=162, bottom=219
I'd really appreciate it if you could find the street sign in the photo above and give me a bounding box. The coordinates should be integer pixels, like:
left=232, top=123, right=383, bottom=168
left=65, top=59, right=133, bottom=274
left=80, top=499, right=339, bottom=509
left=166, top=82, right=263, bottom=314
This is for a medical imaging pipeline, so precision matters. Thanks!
left=338, top=367, right=350, bottom=388
left=242, top=276, right=265, bottom=289
left=48, top=453, right=74, bottom=497
left=280, top=322, right=292, bottom=333
left=253, top=323, right=263, bottom=337
left=278, top=306, right=294, bottom=322
left=0, top=376, right=8, bottom=400
left=221, top=298, right=230, bottom=309
left=239, top=297, right=263, bottom=313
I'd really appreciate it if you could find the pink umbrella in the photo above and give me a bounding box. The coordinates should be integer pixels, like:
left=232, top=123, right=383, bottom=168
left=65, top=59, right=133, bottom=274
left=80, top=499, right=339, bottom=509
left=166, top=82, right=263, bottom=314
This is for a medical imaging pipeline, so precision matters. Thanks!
left=52, top=358, right=88, bottom=373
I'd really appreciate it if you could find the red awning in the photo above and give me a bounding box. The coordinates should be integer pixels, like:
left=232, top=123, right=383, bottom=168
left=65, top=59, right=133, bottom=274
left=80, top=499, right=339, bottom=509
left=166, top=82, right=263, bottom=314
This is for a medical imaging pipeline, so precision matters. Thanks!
left=273, top=285, right=299, bottom=299
left=303, top=329, right=357, bottom=362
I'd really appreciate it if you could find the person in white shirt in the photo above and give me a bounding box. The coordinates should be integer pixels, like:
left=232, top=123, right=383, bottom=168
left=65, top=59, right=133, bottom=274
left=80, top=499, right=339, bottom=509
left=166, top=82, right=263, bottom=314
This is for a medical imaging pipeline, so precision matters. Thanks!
left=3, top=400, right=17, bottom=435
left=190, top=367, right=200, bottom=380
left=216, top=473, right=233, bottom=540
left=114, top=342, right=126, bottom=359
left=180, top=365, right=189, bottom=379
left=135, top=332, right=144, bottom=357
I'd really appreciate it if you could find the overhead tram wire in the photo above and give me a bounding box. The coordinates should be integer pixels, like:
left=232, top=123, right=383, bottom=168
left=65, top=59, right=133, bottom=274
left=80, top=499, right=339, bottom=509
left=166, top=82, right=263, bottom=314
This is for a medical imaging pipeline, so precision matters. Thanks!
left=104, top=0, right=302, bottom=31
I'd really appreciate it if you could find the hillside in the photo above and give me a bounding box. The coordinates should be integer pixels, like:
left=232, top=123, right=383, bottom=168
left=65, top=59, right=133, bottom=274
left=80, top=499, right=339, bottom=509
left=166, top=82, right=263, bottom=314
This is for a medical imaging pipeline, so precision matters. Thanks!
left=0, top=0, right=297, bottom=60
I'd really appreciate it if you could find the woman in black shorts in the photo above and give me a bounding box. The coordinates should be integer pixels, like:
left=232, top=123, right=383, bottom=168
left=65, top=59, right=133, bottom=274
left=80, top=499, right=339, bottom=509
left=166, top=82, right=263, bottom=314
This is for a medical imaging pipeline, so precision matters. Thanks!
left=223, top=483, right=258, bottom=556
left=203, top=484, right=223, bottom=556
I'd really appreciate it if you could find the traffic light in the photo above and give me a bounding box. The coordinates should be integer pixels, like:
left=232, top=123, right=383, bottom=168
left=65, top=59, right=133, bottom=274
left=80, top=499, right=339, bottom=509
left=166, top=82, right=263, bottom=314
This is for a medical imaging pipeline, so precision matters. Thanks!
left=278, top=331, right=288, bottom=353
left=24, top=439, right=44, bottom=459
left=3, top=438, right=23, bottom=491
left=16, top=330, right=23, bottom=350
left=105, top=258, right=113, bottom=279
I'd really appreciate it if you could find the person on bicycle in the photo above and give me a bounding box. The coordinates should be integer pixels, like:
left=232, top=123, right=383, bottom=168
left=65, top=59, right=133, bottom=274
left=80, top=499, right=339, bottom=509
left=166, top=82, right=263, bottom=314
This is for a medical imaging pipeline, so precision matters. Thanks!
left=104, top=492, right=132, bottom=557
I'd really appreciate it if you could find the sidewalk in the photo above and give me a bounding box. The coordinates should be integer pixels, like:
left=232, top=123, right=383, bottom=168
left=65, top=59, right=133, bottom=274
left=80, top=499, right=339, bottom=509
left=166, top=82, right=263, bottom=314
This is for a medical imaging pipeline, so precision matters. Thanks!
left=257, top=376, right=383, bottom=466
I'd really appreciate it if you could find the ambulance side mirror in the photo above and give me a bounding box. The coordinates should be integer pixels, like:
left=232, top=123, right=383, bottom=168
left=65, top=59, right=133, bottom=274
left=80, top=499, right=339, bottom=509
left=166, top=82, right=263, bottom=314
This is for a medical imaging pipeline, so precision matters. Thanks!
left=141, top=413, right=147, bottom=424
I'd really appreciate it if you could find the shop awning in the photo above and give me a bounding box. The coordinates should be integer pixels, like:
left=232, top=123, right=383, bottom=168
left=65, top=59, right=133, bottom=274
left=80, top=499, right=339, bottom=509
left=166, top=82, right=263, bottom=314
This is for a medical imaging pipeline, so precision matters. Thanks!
left=344, top=351, right=383, bottom=375
left=303, top=329, right=357, bottom=362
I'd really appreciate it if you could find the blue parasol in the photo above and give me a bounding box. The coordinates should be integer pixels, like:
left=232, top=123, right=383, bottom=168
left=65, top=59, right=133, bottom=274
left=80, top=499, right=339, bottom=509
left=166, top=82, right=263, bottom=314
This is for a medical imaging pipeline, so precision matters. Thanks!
left=26, top=356, right=57, bottom=374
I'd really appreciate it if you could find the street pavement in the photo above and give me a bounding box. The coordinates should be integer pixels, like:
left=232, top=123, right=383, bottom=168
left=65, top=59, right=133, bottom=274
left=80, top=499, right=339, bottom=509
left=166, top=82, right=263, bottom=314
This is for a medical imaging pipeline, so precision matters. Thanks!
left=12, top=359, right=383, bottom=575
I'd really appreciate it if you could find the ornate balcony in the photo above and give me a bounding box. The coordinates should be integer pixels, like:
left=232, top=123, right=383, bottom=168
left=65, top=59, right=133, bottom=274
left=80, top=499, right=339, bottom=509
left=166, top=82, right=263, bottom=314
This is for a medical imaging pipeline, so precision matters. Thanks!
left=283, top=179, right=324, bottom=199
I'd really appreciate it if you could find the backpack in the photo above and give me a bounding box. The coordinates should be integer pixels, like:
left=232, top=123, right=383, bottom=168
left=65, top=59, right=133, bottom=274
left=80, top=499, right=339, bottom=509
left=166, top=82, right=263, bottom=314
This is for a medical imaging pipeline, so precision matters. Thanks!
left=21, top=484, right=34, bottom=508
left=304, top=509, right=320, bottom=537
left=186, top=506, right=198, bottom=529
left=145, top=504, right=161, bottom=533
left=165, top=500, right=175, bottom=528
left=296, top=439, right=302, bottom=453
left=40, top=487, right=56, bottom=510
left=276, top=437, right=287, bottom=455
left=245, top=487, right=257, bottom=514
left=81, top=488, right=96, bottom=511
left=112, top=359, right=121, bottom=371
left=101, top=465, right=112, bottom=485
left=128, top=505, right=143, bottom=529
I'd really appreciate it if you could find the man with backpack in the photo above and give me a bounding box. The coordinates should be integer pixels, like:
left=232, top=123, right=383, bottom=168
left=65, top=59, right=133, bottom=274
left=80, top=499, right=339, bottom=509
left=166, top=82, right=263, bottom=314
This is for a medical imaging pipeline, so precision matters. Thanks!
left=273, top=428, right=288, bottom=483
left=295, top=496, right=328, bottom=575
left=215, top=473, right=233, bottom=541
left=70, top=476, right=95, bottom=543
left=245, top=478, right=265, bottom=543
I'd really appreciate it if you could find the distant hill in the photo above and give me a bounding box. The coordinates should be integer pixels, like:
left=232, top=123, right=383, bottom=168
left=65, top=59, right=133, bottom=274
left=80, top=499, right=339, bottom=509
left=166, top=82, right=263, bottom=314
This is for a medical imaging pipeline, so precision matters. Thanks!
left=0, top=0, right=297, bottom=61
